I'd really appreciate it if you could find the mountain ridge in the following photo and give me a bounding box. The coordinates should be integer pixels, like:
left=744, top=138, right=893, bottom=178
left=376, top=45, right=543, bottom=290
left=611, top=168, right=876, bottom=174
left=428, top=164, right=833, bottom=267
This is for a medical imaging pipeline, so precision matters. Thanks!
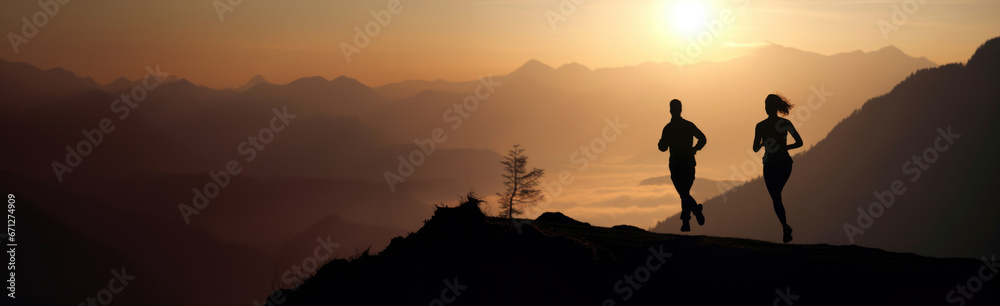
left=1, top=42, right=934, bottom=99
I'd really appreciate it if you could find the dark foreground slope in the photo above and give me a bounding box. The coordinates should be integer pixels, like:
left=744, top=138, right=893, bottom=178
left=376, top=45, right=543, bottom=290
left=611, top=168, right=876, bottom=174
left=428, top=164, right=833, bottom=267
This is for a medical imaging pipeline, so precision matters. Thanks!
left=271, top=197, right=997, bottom=306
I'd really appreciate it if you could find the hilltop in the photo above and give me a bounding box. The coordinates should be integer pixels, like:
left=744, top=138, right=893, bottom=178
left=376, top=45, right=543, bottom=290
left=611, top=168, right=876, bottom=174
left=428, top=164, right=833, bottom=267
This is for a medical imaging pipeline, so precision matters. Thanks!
left=269, top=196, right=997, bottom=305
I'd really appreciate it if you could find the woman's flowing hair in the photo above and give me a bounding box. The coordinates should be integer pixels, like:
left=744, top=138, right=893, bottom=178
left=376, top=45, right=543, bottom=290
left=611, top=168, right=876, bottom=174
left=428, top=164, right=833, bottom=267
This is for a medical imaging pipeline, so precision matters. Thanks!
left=765, top=93, right=794, bottom=116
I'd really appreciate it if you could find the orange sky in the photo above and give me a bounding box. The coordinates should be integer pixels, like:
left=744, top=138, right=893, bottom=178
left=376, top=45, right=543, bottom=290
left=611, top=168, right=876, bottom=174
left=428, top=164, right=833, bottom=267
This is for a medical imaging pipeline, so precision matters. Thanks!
left=2, top=0, right=998, bottom=88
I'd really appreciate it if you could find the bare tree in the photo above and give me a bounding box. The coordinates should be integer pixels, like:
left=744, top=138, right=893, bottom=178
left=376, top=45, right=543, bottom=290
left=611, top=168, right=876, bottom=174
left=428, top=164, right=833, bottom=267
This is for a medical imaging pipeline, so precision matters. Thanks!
left=497, top=144, right=545, bottom=219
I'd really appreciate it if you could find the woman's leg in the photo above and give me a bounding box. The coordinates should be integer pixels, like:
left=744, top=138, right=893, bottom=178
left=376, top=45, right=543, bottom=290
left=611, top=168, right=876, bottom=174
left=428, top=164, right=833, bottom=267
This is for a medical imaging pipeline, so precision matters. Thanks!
left=763, top=162, right=792, bottom=227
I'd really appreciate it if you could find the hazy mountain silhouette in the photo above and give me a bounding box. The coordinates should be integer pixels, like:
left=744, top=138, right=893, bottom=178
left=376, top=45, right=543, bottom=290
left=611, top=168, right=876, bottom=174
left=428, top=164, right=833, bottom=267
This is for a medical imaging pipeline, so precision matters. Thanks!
left=0, top=58, right=101, bottom=108
left=651, top=37, right=1000, bottom=258
left=243, top=75, right=385, bottom=116
left=99, top=75, right=181, bottom=93
left=365, top=44, right=937, bottom=180
left=0, top=58, right=503, bottom=305
left=375, top=45, right=933, bottom=99
left=0, top=58, right=503, bottom=186
left=374, top=78, right=474, bottom=99
left=236, top=74, right=270, bottom=92
left=270, top=197, right=997, bottom=305
left=0, top=79, right=212, bottom=181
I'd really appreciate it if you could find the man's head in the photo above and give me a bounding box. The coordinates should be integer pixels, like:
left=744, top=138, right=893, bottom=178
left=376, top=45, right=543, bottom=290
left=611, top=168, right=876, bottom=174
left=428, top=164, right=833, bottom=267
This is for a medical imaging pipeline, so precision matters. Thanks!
left=669, top=99, right=682, bottom=117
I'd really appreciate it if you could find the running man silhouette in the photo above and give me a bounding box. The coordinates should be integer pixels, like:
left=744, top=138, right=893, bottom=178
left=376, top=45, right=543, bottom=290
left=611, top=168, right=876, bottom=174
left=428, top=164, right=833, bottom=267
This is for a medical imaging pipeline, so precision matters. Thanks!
left=658, top=99, right=707, bottom=232
left=753, top=93, right=803, bottom=243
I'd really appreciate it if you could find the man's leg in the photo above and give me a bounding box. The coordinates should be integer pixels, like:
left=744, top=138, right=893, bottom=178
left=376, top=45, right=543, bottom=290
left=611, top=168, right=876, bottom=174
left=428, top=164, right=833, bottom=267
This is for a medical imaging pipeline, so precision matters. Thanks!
left=676, top=162, right=704, bottom=225
left=670, top=161, right=696, bottom=231
left=669, top=163, right=693, bottom=222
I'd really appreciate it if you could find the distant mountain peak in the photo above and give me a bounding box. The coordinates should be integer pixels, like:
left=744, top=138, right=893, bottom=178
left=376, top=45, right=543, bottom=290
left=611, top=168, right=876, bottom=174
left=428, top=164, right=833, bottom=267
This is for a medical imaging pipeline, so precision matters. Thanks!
left=248, top=74, right=267, bottom=83
left=830, top=45, right=912, bottom=59
left=872, top=45, right=907, bottom=57
left=236, top=74, right=269, bottom=92
left=522, top=58, right=550, bottom=68
left=331, top=75, right=375, bottom=91
left=872, top=45, right=936, bottom=65
left=755, top=43, right=800, bottom=53
left=511, top=59, right=556, bottom=76
left=746, top=43, right=818, bottom=59
left=286, top=76, right=329, bottom=87
left=172, top=78, right=197, bottom=88
left=331, top=75, right=359, bottom=83
left=102, top=77, right=135, bottom=93
left=44, top=67, right=74, bottom=76
left=106, top=77, right=131, bottom=85
left=556, top=62, right=592, bottom=72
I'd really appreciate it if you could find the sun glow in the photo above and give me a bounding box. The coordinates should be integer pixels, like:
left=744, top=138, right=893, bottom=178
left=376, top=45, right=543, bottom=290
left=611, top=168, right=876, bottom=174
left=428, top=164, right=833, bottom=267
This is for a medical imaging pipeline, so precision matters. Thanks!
left=669, top=1, right=709, bottom=35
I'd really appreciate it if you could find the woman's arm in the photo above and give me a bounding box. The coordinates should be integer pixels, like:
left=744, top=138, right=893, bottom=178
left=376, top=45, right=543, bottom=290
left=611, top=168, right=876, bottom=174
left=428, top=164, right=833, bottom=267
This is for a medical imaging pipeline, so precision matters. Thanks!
left=753, top=124, right=763, bottom=152
left=786, top=121, right=803, bottom=150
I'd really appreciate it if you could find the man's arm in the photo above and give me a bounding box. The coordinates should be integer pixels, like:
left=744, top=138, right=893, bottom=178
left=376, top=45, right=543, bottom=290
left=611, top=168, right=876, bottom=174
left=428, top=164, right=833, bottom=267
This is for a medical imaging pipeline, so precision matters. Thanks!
left=692, top=123, right=706, bottom=152
left=657, top=125, right=670, bottom=152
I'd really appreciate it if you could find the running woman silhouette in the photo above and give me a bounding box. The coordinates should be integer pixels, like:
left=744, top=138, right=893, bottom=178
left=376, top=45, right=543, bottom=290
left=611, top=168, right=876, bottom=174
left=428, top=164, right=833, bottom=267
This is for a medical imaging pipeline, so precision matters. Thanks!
left=753, top=93, right=803, bottom=243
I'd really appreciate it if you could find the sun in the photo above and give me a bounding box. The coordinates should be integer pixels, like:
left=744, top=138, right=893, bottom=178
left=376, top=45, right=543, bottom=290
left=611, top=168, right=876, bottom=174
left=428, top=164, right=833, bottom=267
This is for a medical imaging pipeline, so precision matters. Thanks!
left=669, top=1, right=709, bottom=35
